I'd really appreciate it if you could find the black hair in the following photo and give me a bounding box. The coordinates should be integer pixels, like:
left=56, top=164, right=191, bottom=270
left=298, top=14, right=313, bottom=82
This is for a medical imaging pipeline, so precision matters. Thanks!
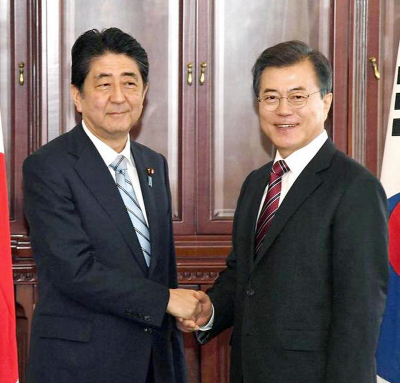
left=252, top=40, right=332, bottom=97
left=71, top=27, right=149, bottom=91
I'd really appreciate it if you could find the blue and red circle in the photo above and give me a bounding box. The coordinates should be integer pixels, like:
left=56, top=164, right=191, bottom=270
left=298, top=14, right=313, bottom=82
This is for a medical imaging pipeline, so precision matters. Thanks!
left=388, top=193, right=400, bottom=276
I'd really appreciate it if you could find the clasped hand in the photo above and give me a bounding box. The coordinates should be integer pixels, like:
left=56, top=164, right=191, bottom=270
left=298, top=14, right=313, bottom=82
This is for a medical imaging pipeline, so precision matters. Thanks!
left=167, top=289, right=212, bottom=332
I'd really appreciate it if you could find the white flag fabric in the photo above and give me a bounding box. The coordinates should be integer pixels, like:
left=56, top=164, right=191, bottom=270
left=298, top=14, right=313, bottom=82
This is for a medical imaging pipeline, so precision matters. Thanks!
left=376, top=41, right=400, bottom=383
left=381, top=41, right=400, bottom=196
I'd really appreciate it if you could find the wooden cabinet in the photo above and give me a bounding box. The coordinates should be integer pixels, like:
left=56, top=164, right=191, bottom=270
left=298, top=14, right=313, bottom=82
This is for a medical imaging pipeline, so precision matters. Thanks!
left=1, top=0, right=396, bottom=382
left=38, top=0, right=352, bottom=236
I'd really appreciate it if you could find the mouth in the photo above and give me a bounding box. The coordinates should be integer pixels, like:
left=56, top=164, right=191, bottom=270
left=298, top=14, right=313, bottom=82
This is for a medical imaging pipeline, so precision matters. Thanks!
left=275, top=124, right=298, bottom=129
left=108, top=111, right=129, bottom=116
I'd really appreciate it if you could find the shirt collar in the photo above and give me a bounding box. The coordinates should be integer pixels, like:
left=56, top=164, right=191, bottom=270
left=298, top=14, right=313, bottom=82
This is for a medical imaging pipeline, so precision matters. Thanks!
left=81, top=120, right=133, bottom=168
left=275, top=130, right=328, bottom=176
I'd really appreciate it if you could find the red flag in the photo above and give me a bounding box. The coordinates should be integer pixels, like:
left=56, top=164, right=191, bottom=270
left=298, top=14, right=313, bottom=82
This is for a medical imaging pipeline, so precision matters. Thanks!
left=0, top=113, right=19, bottom=383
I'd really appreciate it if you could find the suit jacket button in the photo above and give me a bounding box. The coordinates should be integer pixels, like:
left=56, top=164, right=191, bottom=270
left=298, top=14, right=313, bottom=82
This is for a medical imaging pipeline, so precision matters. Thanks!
left=144, top=328, right=153, bottom=334
left=246, top=289, right=255, bottom=297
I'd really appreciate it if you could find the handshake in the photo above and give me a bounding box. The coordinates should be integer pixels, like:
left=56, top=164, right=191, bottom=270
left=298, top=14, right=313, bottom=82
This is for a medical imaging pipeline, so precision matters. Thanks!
left=167, top=289, right=213, bottom=333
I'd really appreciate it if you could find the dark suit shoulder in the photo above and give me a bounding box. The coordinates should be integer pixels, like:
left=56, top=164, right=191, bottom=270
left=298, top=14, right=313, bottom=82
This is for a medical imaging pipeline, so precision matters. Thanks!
left=315, top=148, right=387, bottom=214
left=32, top=130, right=72, bottom=154
left=23, top=130, right=73, bottom=171
left=246, top=161, right=272, bottom=183
left=330, top=149, right=381, bottom=185
left=254, top=161, right=273, bottom=174
left=131, top=140, right=165, bottom=161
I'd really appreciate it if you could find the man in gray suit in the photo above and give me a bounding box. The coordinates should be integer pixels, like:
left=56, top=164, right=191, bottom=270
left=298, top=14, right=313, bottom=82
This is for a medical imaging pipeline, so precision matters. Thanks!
left=178, top=40, right=389, bottom=383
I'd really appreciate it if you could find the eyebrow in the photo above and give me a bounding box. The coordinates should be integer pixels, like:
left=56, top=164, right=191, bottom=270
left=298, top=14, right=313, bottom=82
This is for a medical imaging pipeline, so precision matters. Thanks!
left=95, top=72, right=139, bottom=80
left=261, top=86, right=307, bottom=94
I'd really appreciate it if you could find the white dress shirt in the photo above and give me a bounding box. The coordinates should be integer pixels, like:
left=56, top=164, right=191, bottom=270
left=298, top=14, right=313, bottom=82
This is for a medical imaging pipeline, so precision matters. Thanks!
left=82, top=121, right=149, bottom=225
left=256, top=129, right=328, bottom=220
left=201, top=129, right=328, bottom=331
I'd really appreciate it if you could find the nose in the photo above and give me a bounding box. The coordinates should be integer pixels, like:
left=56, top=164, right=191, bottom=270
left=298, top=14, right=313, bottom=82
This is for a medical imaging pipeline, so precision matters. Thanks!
left=110, top=84, right=125, bottom=103
left=276, top=97, right=293, bottom=115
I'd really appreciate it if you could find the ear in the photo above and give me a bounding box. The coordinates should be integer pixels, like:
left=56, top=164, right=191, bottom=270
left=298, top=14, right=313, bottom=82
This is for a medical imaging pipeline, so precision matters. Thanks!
left=323, top=93, right=333, bottom=121
left=142, top=83, right=149, bottom=102
left=70, top=85, right=83, bottom=113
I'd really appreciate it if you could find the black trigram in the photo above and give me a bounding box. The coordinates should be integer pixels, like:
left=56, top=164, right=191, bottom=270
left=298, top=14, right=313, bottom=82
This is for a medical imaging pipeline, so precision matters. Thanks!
left=395, top=93, right=400, bottom=110
left=392, top=118, right=400, bottom=136
left=392, top=67, right=400, bottom=135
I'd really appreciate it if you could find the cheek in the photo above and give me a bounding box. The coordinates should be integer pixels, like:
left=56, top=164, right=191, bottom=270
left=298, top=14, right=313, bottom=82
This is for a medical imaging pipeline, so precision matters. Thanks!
left=132, top=93, right=145, bottom=105
left=259, top=110, right=273, bottom=125
left=92, top=97, right=107, bottom=110
left=130, top=96, right=145, bottom=112
left=84, top=93, right=107, bottom=111
left=300, top=108, right=320, bottom=125
left=316, top=109, right=327, bottom=124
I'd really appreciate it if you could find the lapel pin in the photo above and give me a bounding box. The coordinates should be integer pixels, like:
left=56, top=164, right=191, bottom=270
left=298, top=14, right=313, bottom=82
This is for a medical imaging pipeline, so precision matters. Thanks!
left=146, top=167, right=155, bottom=187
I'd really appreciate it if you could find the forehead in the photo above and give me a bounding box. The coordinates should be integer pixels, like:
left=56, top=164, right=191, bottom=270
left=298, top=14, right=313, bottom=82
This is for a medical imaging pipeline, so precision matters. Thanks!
left=87, top=53, right=142, bottom=79
left=259, top=60, right=319, bottom=92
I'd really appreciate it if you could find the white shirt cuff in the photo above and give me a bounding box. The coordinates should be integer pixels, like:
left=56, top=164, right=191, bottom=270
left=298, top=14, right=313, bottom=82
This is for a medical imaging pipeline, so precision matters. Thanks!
left=198, top=304, right=214, bottom=331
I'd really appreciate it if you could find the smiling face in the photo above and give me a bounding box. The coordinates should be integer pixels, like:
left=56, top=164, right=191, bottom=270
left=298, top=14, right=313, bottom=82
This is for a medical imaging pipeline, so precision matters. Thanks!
left=258, top=59, right=332, bottom=158
left=71, top=52, right=148, bottom=152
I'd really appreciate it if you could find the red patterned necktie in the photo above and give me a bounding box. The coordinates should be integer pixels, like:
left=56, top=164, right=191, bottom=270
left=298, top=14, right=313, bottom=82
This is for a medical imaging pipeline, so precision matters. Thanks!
left=255, top=160, right=290, bottom=254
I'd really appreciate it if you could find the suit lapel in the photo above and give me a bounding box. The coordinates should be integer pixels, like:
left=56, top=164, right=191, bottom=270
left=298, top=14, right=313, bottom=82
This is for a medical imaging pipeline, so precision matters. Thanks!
left=68, top=125, right=149, bottom=274
left=130, top=143, right=160, bottom=276
left=252, top=140, right=336, bottom=271
left=246, top=163, right=273, bottom=268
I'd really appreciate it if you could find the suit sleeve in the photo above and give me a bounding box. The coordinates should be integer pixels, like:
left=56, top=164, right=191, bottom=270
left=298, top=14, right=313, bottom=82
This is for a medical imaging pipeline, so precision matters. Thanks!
left=23, top=152, right=170, bottom=328
left=325, top=172, right=389, bottom=382
left=162, top=155, right=179, bottom=289
left=157, top=154, right=188, bottom=382
left=199, top=171, right=254, bottom=342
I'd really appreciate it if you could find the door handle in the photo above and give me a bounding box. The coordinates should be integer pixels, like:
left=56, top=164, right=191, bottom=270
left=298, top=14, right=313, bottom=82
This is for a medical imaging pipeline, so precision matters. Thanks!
left=199, top=62, right=207, bottom=85
left=18, top=62, right=25, bottom=85
left=187, top=63, right=193, bottom=85
left=368, top=57, right=380, bottom=80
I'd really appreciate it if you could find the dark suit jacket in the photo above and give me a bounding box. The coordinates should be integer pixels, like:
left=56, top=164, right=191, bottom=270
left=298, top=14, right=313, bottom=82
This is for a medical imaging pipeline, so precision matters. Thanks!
left=203, top=139, right=389, bottom=383
left=23, top=124, right=187, bottom=383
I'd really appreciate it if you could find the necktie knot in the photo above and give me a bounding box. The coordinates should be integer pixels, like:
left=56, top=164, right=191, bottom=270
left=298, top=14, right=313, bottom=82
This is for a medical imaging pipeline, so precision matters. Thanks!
left=271, top=160, right=290, bottom=177
left=110, top=155, right=128, bottom=173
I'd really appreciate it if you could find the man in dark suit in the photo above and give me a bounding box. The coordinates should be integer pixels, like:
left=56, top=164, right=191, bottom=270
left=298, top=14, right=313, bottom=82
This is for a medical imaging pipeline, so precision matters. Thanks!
left=178, top=41, right=389, bottom=383
left=23, top=28, right=199, bottom=383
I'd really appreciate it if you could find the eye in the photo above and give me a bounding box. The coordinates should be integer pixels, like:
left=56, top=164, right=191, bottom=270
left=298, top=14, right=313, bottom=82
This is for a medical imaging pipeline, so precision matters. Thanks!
left=289, top=94, right=307, bottom=101
left=125, top=81, right=137, bottom=87
left=97, top=83, right=110, bottom=89
left=263, top=95, right=279, bottom=102
left=123, top=78, right=139, bottom=89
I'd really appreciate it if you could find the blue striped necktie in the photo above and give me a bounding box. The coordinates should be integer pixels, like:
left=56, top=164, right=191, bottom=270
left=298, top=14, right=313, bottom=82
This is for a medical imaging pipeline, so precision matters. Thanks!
left=110, top=155, right=151, bottom=266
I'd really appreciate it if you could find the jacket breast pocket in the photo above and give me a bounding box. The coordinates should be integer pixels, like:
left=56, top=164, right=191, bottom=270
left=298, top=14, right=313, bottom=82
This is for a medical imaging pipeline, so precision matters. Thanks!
left=38, top=315, right=92, bottom=343
left=281, top=329, right=329, bottom=351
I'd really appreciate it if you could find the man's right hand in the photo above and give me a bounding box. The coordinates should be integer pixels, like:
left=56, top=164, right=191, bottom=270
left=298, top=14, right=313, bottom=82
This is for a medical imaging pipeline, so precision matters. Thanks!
left=166, top=288, right=202, bottom=321
left=176, top=291, right=213, bottom=332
